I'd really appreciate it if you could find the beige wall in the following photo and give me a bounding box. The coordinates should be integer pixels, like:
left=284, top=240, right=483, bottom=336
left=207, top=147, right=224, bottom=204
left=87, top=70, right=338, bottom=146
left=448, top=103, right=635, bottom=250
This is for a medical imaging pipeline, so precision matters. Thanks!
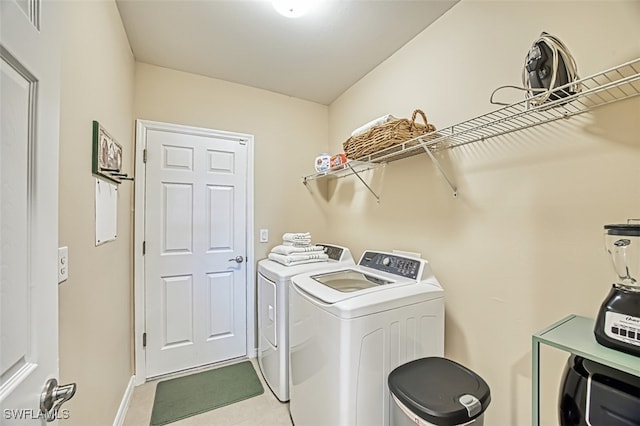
left=133, top=63, right=330, bottom=264
left=58, top=1, right=135, bottom=425
left=327, top=1, right=640, bottom=425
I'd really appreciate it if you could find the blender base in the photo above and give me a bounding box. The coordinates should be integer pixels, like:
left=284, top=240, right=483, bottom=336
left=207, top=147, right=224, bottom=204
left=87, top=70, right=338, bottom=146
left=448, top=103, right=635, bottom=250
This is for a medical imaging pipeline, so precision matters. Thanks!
left=594, top=284, right=640, bottom=357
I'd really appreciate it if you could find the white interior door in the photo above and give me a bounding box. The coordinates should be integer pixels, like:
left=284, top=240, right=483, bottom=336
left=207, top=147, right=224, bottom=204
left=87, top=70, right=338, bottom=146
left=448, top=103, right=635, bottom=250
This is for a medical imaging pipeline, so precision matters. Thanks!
left=142, top=122, right=249, bottom=378
left=1, top=0, right=73, bottom=423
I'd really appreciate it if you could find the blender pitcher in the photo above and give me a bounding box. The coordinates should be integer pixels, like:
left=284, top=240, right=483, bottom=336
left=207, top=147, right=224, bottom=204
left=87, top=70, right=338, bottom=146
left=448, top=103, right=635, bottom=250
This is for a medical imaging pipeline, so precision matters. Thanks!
left=594, top=222, right=640, bottom=356
left=606, top=223, right=640, bottom=288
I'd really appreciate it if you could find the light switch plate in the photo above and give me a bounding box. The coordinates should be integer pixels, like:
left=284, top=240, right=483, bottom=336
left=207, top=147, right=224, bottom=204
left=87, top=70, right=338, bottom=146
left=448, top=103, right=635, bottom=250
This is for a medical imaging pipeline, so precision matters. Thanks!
left=58, top=246, right=68, bottom=283
left=259, top=229, right=269, bottom=243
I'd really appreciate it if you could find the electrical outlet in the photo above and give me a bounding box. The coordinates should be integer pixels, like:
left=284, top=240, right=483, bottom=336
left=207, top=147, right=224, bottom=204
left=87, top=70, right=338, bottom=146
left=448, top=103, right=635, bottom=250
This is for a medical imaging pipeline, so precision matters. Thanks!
left=259, top=229, right=269, bottom=243
left=58, top=246, right=69, bottom=283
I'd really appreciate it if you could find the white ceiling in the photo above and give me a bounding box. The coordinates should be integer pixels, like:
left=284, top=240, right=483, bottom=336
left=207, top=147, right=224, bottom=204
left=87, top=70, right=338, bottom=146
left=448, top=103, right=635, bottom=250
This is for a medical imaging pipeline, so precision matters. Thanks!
left=116, top=0, right=459, bottom=105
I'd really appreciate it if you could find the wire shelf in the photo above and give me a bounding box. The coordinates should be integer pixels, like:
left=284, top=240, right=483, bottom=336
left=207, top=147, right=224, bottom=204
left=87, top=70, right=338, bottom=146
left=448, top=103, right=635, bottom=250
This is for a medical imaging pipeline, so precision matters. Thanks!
left=303, top=58, right=640, bottom=197
left=356, top=57, right=640, bottom=163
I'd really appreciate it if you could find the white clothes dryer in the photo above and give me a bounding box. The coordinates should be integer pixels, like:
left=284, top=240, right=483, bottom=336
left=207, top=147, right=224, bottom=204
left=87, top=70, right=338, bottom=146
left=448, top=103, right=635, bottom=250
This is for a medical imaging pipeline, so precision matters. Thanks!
left=257, top=244, right=354, bottom=402
left=289, top=250, right=444, bottom=426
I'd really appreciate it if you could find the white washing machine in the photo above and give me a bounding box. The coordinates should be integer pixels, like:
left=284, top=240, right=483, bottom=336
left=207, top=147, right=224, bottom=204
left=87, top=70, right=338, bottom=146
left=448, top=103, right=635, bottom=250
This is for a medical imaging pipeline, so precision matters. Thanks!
left=289, top=250, right=444, bottom=426
left=257, top=244, right=354, bottom=402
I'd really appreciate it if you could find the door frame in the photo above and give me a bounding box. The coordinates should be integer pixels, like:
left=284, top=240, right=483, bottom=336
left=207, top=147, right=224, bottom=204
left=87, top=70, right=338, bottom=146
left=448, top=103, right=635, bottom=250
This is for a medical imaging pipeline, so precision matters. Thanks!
left=133, top=119, right=255, bottom=384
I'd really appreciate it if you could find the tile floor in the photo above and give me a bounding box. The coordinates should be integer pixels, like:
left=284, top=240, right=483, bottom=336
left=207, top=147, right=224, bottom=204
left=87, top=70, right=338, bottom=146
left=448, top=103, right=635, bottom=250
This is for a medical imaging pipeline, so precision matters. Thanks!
left=123, top=358, right=293, bottom=426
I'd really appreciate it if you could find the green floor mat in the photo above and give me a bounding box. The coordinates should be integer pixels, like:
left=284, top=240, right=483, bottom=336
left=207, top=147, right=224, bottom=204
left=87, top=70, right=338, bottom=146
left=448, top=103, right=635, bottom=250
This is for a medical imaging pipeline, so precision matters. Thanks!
left=149, top=361, right=264, bottom=425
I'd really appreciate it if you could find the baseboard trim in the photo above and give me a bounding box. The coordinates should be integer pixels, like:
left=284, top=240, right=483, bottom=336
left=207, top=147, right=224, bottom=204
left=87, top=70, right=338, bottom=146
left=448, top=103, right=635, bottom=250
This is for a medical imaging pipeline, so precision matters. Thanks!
left=113, top=375, right=135, bottom=426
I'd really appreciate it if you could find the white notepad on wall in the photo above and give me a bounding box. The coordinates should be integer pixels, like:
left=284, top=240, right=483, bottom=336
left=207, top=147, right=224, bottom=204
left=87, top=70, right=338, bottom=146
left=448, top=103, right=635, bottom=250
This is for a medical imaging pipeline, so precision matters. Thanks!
left=95, top=178, right=117, bottom=245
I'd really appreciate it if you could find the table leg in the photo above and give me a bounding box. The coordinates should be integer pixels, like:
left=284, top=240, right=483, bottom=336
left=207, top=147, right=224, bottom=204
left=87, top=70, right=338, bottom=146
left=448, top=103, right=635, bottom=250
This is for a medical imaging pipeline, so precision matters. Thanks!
left=532, top=337, right=540, bottom=426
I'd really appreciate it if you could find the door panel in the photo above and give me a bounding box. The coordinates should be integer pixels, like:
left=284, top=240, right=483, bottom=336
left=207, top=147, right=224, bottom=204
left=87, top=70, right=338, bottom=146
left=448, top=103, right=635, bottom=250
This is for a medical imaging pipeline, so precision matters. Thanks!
left=144, top=125, right=248, bottom=378
left=162, top=183, right=193, bottom=253
left=206, top=272, right=234, bottom=338
left=162, top=275, right=194, bottom=347
left=1, top=56, right=31, bottom=381
left=208, top=185, right=234, bottom=250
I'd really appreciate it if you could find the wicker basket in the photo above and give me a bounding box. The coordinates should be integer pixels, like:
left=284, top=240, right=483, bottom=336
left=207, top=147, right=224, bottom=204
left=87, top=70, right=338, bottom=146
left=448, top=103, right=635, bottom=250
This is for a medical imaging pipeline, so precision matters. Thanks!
left=343, top=109, right=436, bottom=160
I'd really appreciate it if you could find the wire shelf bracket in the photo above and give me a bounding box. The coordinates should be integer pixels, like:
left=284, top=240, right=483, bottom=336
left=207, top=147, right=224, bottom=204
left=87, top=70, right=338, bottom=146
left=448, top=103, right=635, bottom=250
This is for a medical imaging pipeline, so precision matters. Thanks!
left=420, top=140, right=457, bottom=197
left=302, top=160, right=382, bottom=203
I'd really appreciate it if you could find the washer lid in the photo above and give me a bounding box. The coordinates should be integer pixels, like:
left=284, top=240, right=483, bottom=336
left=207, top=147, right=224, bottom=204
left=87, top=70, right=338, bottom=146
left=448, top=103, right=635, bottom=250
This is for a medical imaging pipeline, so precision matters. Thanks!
left=311, top=270, right=394, bottom=292
left=297, top=268, right=403, bottom=304
left=388, top=357, right=491, bottom=426
left=258, top=259, right=335, bottom=281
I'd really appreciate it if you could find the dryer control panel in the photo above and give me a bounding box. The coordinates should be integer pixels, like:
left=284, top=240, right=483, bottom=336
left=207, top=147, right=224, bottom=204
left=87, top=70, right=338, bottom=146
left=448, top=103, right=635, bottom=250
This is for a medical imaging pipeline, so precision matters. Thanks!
left=359, top=251, right=423, bottom=280
left=318, top=244, right=347, bottom=262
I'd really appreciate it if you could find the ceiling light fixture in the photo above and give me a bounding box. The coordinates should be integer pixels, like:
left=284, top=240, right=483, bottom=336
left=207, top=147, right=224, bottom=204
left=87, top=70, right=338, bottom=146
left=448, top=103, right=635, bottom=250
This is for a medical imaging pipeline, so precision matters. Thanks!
left=272, top=0, right=313, bottom=18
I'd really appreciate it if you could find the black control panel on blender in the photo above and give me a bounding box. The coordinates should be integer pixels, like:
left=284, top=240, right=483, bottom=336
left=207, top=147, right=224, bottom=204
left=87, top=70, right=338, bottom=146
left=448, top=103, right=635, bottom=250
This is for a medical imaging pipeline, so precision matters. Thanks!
left=360, top=251, right=420, bottom=280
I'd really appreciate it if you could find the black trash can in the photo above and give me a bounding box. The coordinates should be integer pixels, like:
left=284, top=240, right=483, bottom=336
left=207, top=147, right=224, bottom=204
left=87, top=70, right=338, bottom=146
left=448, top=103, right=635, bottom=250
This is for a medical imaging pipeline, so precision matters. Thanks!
left=388, top=357, right=491, bottom=426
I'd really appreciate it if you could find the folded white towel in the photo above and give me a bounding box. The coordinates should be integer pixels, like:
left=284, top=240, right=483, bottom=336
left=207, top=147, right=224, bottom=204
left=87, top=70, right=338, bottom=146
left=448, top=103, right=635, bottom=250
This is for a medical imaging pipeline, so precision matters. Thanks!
left=351, top=114, right=396, bottom=137
left=283, top=240, right=312, bottom=247
left=282, top=232, right=312, bottom=247
left=268, top=252, right=328, bottom=266
left=281, top=252, right=327, bottom=262
left=268, top=257, right=327, bottom=267
left=271, top=245, right=325, bottom=255
left=282, top=232, right=311, bottom=241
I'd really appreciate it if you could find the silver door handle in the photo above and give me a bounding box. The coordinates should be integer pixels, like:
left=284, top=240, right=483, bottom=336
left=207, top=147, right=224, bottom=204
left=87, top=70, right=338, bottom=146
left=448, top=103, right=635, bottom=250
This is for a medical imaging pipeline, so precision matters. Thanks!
left=228, top=255, right=244, bottom=263
left=40, top=378, right=76, bottom=422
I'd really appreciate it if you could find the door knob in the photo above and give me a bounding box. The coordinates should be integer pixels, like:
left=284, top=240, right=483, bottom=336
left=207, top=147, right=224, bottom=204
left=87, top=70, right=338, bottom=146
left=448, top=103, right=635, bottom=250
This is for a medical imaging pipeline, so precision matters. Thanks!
left=228, top=255, right=244, bottom=263
left=40, top=378, right=76, bottom=422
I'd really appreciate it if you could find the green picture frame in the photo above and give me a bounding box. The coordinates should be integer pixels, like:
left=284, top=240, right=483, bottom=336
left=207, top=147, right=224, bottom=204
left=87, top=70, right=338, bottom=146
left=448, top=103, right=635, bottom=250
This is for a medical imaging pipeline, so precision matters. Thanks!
left=92, top=120, right=123, bottom=184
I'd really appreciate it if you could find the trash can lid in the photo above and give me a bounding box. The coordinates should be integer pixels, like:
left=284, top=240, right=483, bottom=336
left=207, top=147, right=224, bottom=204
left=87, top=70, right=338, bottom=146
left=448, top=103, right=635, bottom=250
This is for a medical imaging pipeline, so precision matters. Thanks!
left=388, top=357, right=491, bottom=426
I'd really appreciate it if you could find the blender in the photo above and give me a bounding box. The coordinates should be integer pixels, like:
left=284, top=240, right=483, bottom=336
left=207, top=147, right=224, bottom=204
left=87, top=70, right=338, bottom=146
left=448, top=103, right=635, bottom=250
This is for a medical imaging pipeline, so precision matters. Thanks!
left=594, top=222, right=640, bottom=356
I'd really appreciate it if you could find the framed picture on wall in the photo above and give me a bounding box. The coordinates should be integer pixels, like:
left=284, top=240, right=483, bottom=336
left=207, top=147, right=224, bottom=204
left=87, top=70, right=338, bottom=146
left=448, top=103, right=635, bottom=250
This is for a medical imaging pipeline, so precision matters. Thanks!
left=92, top=120, right=123, bottom=184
